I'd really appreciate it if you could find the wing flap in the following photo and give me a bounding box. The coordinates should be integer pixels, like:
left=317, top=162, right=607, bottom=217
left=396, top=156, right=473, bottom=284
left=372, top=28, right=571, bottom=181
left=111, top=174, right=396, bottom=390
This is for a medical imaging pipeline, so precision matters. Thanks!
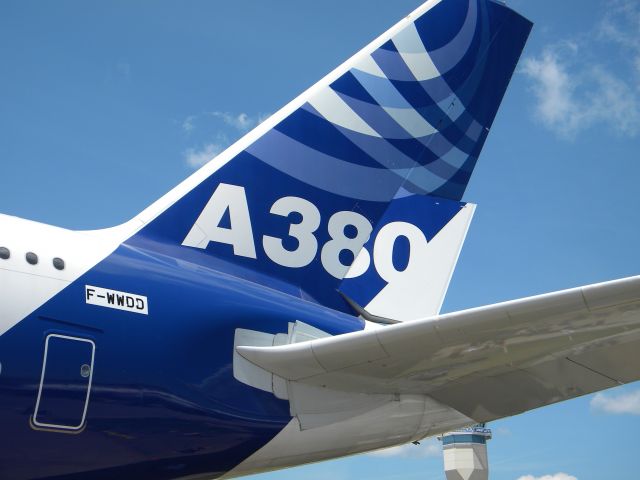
left=572, top=338, right=640, bottom=383
left=427, top=355, right=621, bottom=421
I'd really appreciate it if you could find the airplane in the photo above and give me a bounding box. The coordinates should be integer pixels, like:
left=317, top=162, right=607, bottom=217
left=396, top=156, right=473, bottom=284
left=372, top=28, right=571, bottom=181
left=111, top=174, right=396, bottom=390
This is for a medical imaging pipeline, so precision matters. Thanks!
left=1, top=0, right=639, bottom=479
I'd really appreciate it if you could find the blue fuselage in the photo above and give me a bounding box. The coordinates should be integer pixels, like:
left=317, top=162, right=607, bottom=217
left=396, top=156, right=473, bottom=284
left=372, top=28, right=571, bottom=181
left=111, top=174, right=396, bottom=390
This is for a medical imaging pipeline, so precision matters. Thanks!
left=0, top=239, right=362, bottom=479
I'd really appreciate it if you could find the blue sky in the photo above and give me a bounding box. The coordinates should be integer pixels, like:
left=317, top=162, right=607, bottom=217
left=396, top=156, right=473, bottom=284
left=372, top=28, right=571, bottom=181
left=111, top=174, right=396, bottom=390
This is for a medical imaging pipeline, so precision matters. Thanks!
left=1, top=1, right=639, bottom=479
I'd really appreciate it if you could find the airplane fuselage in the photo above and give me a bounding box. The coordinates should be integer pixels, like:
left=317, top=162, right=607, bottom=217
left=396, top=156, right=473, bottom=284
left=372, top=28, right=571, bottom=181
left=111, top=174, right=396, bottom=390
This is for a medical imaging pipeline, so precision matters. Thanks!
left=0, top=214, right=330, bottom=478
left=0, top=214, right=473, bottom=479
left=0, top=0, right=540, bottom=477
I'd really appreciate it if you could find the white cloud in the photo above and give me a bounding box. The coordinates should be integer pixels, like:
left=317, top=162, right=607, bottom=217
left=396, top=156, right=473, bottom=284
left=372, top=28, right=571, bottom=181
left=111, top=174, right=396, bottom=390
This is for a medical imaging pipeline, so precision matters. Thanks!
left=589, top=67, right=640, bottom=135
left=521, top=0, right=640, bottom=139
left=182, top=115, right=196, bottom=133
left=517, top=474, right=577, bottom=480
left=181, top=111, right=269, bottom=168
left=209, top=111, right=256, bottom=130
left=521, top=51, right=579, bottom=137
left=182, top=111, right=268, bottom=134
left=599, top=0, right=640, bottom=54
left=599, top=0, right=640, bottom=83
left=521, top=48, right=640, bottom=138
left=183, top=142, right=225, bottom=168
left=368, top=439, right=441, bottom=459
left=591, top=389, right=640, bottom=415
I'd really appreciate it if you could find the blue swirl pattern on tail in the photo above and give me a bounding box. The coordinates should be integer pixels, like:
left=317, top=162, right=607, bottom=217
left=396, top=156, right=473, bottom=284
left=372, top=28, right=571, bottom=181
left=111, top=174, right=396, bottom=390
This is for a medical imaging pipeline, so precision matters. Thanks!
left=133, top=0, right=533, bottom=313
left=246, top=0, right=530, bottom=201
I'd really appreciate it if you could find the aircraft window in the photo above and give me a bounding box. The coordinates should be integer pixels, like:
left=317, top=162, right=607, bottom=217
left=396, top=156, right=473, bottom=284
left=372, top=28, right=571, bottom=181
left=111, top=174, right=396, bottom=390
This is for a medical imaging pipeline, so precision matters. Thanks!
left=0, top=247, right=9, bottom=260
left=53, top=257, right=65, bottom=270
left=26, top=252, right=38, bottom=265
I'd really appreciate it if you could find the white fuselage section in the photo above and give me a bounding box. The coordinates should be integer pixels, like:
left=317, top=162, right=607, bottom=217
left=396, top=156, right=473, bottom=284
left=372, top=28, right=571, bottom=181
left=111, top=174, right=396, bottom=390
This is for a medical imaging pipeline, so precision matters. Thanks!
left=0, top=214, right=128, bottom=337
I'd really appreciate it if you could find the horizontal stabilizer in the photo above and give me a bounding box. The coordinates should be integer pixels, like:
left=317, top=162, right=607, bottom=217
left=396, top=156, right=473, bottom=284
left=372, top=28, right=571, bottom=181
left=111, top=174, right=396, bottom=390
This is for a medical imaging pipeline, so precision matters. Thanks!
left=237, top=276, right=640, bottom=422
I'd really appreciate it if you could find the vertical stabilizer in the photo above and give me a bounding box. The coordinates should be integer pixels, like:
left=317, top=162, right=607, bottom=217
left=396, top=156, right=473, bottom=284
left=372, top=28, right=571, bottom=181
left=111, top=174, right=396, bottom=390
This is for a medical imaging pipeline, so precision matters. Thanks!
left=125, top=0, right=532, bottom=317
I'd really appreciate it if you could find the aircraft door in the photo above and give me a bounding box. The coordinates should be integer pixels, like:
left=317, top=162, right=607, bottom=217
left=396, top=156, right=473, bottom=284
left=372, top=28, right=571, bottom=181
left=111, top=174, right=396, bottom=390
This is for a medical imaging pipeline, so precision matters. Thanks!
left=33, top=334, right=95, bottom=431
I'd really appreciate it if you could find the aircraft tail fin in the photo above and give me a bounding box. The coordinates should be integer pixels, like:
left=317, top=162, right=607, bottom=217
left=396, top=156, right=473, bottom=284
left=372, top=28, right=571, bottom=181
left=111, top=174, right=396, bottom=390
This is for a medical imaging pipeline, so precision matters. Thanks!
left=126, top=0, right=532, bottom=318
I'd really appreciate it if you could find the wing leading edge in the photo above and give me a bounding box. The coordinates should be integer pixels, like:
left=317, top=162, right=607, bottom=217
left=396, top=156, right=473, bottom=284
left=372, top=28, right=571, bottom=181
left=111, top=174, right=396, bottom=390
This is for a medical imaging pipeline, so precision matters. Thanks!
left=237, top=276, right=640, bottom=423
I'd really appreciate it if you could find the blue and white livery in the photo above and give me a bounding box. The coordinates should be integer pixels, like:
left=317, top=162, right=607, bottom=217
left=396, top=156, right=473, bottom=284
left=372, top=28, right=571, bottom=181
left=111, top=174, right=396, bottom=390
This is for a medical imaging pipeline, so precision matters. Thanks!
left=2, top=1, right=640, bottom=479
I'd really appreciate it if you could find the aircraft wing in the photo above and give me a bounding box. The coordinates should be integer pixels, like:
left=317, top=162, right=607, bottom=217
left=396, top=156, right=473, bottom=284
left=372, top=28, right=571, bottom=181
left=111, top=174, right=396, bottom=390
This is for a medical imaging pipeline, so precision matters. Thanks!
left=237, top=276, right=640, bottom=422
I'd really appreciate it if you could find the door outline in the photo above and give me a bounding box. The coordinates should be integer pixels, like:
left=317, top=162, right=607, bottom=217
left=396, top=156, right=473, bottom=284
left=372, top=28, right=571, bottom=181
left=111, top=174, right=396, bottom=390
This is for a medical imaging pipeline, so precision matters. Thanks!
left=33, top=334, right=96, bottom=431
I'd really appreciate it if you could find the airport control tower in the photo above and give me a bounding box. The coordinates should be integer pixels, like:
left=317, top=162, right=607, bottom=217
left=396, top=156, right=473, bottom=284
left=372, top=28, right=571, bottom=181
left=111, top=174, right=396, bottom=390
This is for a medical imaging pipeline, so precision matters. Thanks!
left=438, top=425, right=492, bottom=480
